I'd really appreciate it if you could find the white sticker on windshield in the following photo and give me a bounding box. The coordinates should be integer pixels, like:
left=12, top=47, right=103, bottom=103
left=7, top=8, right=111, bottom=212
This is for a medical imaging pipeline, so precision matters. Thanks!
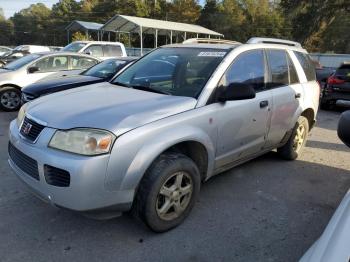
left=198, top=52, right=226, bottom=57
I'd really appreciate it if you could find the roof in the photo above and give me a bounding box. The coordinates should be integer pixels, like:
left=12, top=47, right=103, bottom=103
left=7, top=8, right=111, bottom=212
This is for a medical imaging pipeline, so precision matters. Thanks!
left=101, top=15, right=223, bottom=37
left=164, top=43, right=237, bottom=50
left=65, top=20, right=103, bottom=31
left=34, top=51, right=101, bottom=59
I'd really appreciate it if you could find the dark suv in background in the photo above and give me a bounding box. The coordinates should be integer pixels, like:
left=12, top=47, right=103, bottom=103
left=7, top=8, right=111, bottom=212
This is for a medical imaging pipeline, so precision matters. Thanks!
left=321, top=62, right=350, bottom=110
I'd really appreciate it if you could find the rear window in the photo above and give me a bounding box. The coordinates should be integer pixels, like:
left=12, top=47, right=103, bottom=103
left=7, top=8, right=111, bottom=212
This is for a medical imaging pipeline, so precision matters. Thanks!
left=294, top=52, right=316, bottom=81
left=62, top=42, right=87, bottom=52
left=103, top=45, right=123, bottom=57
left=336, top=64, right=350, bottom=78
left=266, top=50, right=289, bottom=87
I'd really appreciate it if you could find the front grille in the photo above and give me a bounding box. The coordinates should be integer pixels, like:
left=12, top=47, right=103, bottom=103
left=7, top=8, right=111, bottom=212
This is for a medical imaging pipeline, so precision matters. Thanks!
left=44, top=165, right=70, bottom=187
left=20, top=116, right=45, bottom=142
left=8, top=142, right=39, bottom=180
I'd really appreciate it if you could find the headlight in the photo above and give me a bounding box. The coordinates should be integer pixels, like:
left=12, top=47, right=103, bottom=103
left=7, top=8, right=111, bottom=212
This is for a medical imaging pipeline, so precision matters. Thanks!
left=49, top=129, right=116, bottom=156
left=17, top=105, right=26, bottom=127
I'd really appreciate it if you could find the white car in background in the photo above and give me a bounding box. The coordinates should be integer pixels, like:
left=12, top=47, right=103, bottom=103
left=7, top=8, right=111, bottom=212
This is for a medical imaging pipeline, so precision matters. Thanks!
left=300, top=111, right=350, bottom=262
left=0, top=52, right=99, bottom=111
left=62, top=41, right=127, bottom=59
left=0, top=46, right=12, bottom=56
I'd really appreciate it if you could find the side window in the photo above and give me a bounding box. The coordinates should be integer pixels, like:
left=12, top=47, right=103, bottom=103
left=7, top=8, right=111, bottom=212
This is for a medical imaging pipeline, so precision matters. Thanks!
left=103, top=45, right=123, bottom=57
left=287, top=53, right=299, bottom=84
left=71, top=56, right=98, bottom=69
left=223, top=49, right=265, bottom=92
left=31, top=56, right=68, bottom=72
left=294, top=51, right=316, bottom=81
left=85, top=45, right=103, bottom=57
left=266, top=50, right=289, bottom=88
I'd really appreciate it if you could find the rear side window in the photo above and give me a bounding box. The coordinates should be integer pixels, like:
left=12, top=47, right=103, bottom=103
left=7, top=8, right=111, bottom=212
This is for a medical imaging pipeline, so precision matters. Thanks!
left=294, top=52, right=316, bottom=81
left=224, top=49, right=265, bottom=91
left=85, top=45, right=103, bottom=57
left=71, top=56, right=98, bottom=69
left=103, top=45, right=123, bottom=57
left=336, top=64, right=350, bottom=79
left=287, top=54, right=299, bottom=84
left=266, top=50, right=289, bottom=88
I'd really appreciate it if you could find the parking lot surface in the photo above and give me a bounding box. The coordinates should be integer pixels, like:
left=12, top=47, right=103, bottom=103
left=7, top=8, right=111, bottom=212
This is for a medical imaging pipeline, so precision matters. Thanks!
left=1, top=109, right=350, bottom=262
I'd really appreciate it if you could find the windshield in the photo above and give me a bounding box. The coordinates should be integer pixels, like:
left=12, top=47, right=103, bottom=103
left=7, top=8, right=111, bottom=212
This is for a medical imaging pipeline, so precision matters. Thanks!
left=83, top=59, right=130, bottom=78
left=112, top=47, right=228, bottom=98
left=3, top=54, right=42, bottom=70
left=62, top=42, right=87, bottom=52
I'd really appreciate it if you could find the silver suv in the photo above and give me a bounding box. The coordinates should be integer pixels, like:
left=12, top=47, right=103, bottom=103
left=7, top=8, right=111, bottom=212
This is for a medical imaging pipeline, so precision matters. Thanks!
left=8, top=38, right=320, bottom=232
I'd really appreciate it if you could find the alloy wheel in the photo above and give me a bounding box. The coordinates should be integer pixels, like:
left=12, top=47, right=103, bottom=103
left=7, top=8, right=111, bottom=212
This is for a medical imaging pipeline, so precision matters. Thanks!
left=293, top=124, right=306, bottom=152
left=1, top=91, right=20, bottom=110
left=156, top=171, right=193, bottom=221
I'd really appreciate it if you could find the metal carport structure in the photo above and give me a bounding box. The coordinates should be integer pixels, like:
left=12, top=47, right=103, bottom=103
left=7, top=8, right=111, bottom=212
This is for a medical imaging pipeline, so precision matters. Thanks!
left=100, top=15, right=224, bottom=55
left=65, top=20, right=104, bottom=43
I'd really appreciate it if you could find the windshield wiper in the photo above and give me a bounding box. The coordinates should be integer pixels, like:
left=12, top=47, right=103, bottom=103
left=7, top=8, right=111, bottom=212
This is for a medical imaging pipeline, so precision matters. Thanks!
left=130, top=85, right=170, bottom=95
left=112, top=81, right=170, bottom=95
left=112, top=81, right=130, bottom=87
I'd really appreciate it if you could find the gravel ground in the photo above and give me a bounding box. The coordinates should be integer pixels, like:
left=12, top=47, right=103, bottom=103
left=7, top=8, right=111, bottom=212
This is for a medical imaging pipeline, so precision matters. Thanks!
left=0, top=109, right=349, bottom=262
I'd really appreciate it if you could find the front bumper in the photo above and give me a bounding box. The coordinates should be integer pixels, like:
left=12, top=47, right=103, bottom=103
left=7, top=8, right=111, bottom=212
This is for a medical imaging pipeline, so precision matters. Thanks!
left=8, top=120, right=133, bottom=212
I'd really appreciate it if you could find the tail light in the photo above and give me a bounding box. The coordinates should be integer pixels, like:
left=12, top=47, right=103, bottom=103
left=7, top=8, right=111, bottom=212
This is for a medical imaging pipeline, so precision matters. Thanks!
left=327, top=76, right=345, bottom=85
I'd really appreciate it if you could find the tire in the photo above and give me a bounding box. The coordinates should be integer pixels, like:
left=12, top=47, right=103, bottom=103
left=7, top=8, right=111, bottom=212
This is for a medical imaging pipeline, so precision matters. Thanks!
left=133, top=152, right=201, bottom=232
left=0, top=86, right=21, bottom=111
left=277, top=116, right=309, bottom=160
left=320, top=101, right=330, bottom=110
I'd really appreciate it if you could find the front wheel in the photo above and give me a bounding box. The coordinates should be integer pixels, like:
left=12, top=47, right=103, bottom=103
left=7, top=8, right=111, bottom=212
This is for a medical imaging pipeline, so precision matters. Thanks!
left=133, top=152, right=200, bottom=232
left=277, top=116, right=309, bottom=160
left=0, top=87, right=21, bottom=111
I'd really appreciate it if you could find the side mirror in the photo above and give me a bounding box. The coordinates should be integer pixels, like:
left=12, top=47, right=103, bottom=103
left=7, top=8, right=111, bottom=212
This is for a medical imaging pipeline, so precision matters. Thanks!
left=338, top=111, right=350, bottom=147
left=84, top=50, right=92, bottom=56
left=12, top=52, right=24, bottom=58
left=218, top=83, right=256, bottom=102
left=28, top=66, right=40, bottom=74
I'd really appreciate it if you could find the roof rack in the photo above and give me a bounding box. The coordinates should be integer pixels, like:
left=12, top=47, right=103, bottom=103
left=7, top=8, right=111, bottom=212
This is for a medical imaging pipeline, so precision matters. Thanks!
left=247, top=37, right=302, bottom=48
left=183, top=38, right=241, bottom=45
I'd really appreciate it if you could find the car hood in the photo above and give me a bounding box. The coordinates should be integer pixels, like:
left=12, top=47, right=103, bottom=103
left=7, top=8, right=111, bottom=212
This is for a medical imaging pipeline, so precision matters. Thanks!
left=22, top=75, right=103, bottom=96
left=26, top=83, right=197, bottom=135
left=300, top=189, right=350, bottom=262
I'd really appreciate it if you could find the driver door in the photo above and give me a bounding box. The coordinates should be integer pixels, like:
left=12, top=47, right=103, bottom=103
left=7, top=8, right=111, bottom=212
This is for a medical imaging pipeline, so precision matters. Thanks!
left=215, top=49, right=272, bottom=169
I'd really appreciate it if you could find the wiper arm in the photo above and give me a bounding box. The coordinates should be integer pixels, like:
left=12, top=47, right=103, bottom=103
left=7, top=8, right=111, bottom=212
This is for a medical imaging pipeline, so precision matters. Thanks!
left=131, top=85, right=170, bottom=95
left=112, top=81, right=130, bottom=87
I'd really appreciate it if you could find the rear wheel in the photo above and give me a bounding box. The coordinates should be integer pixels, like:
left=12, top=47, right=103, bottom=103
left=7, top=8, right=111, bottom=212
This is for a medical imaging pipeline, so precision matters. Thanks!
left=0, top=87, right=21, bottom=111
left=320, top=101, right=331, bottom=110
left=277, top=116, right=309, bottom=160
left=133, top=152, right=200, bottom=232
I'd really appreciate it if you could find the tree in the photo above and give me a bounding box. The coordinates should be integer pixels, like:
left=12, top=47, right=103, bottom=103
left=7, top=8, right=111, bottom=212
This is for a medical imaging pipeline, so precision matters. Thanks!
left=0, top=12, right=14, bottom=45
left=167, top=0, right=201, bottom=23
left=11, top=3, right=51, bottom=45
left=197, top=0, right=220, bottom=29
left=71, top=31, right=92, bottom=41
left=239, top=0, right=290, bottom=40
left=280, top=0, right=349, bottom=52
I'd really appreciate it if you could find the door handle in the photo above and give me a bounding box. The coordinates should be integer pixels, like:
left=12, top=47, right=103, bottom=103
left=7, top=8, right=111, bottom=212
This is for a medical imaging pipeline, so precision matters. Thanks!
left=260, top=100, right=269, bottom=108
left=295, top=93, right=301, bottom=99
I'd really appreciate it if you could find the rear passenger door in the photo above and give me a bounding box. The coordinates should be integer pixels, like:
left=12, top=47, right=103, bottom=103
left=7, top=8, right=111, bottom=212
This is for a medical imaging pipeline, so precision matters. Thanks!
left=264, top=49, right=303, bottom=147
left=215, top=49, right=273, bottom=168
